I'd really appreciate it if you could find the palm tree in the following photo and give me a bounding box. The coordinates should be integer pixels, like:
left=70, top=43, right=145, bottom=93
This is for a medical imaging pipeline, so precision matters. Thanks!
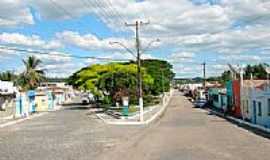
left=0, top=71, right=17, bottom=81
left=18, top=56, right=45, bottom=91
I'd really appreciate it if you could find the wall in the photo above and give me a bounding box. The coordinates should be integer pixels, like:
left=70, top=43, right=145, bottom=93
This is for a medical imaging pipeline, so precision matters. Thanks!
left=232, top=80, right=242, bottom=118
left=35, top=95, right=49, bottom=112
left=0, top=96, right=15, bottom=118
left=250, top=88, right=270, bottom=128
left=226, top=81, right=233, bottom=112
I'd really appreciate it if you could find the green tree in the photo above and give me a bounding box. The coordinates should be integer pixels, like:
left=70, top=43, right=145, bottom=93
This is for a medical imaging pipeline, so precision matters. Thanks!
left=17, top=56, right=45, bottom=91
left=244, top=64, right=267, bottom=79
left=140, top=59, right=175, bottom=95
left=68, top=63, right=154, bottom=105
left=0, top=71, right=17, bottom=81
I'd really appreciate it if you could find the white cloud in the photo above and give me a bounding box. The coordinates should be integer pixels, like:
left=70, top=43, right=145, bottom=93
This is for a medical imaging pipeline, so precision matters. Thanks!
left=2, top=0, right=270, bottom=77
left=0, top=0, right=34, bottom=27
left=169, top=52, right=195, bottom=63
left=0, top=33, right=62, bottom=50
left=56, top=31, right=134, bottom=51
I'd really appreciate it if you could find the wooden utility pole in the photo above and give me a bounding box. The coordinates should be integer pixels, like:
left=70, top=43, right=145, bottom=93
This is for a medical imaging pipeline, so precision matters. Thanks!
left=202, top=62, right=206, bottom=89
left=125, top=20, right=149, bottom=121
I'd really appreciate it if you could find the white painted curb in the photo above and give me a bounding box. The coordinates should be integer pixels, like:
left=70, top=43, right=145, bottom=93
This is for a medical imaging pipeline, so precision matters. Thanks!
left=97, top=90, right=174, bottom=126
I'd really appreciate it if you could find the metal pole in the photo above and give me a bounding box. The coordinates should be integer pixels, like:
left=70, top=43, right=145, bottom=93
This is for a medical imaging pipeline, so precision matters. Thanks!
left=202, top=62, right=206, bottom=90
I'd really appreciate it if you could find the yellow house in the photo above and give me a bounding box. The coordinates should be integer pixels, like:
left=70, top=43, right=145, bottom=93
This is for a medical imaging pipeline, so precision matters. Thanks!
left=35, top=92, right=49, bottom=112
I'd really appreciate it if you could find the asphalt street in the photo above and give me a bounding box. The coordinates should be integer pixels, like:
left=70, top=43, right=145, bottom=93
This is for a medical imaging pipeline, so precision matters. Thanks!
left=0, top=92, right=270, bottom=160
left=98, top=92, right=270, bottom=160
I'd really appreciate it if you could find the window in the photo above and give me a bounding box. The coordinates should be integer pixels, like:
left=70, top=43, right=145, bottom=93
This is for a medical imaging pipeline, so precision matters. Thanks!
left=268, top=99, right=270, bottom=116
left=258, top=102, right=262, bottom=117
left=213, top=95, right=219, bottom=102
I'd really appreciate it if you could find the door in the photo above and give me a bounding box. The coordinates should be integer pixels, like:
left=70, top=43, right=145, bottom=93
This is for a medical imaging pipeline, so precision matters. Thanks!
left=253, top=101, right=257, bottom=124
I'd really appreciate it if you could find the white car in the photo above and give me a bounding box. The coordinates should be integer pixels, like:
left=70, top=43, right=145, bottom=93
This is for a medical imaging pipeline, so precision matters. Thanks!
left=81, top=93, right=95, bottom=104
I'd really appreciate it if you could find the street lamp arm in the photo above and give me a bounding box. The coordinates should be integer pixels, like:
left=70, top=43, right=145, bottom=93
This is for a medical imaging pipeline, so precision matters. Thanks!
left=109, top=41, right=136, bottom=58
left=141, top=38, right=160, bottom=53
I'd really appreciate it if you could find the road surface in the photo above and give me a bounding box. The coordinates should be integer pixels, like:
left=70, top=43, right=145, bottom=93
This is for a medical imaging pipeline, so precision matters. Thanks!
left=0, top=92, right=270, bottom=160
left=98, top=92, right=270, bottom=160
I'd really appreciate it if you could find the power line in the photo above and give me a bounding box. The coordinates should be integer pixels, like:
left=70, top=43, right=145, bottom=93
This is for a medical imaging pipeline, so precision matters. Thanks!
left=102, top=0, right=130, bottom=33
left=91, top=0, right=129, bottom=34
left=0, top=45, right=131, bottom=61
left=48, top=0, right=103, bottom=40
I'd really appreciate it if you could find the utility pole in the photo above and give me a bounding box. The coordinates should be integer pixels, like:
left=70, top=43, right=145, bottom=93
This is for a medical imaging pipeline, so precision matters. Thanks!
left=202, top=62, right=206, bottom=89
left=126, top=20, right=149, bottom=122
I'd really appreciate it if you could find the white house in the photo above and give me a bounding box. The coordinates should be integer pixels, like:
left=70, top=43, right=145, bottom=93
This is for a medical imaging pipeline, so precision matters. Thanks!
left=241, top=80, right=270, bottom=128
left=0, top=80, right=17, bottom=95
left=0, top=81, right=17, bottom=110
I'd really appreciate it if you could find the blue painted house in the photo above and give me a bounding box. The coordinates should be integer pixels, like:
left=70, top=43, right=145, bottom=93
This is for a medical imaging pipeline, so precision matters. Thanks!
left=208, top=87, right=227, bottom=112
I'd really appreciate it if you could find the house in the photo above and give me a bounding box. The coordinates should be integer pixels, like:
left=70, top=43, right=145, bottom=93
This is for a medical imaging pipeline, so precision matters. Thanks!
left=0, top=81, right=17, bottom=118
left=241, top=80, right=270, bottom=127
left=35, top=91, right=54, bottom=112
left=208, top=87, right=227, bottom=112
left=227, top=80, right=242, bottom=118
left=27, top=90, right=36, bottom=113
left=226, top=80, right=233, bottom=113
left=15, top=92, right=29, bottom=117
left=39, top=82, right=74, bottom=104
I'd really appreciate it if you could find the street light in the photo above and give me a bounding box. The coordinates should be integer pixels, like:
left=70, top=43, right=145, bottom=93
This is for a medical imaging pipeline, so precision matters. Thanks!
left=109, top=41, right=136, bottom=58
left=141, top=38, right=161, bottom=53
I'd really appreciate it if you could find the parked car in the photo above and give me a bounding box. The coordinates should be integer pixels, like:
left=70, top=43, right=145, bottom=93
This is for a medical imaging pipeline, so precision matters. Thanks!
left=81, top=93, right=95, bottom=104
left=193, top=99, right=207, bottom=108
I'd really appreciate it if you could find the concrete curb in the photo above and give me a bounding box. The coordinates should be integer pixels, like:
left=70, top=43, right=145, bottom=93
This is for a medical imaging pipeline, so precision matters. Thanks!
left=209, top=109, right=270, bottom=134
left=0, top=112, right=48, bottom=129
left=97, top=90, right=174, bottom=126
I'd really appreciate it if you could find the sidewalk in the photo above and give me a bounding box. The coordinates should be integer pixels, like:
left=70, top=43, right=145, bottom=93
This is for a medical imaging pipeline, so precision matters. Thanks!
left=207, top=107, right=270, bottom=136
left=96, top=90, right=174, bottom=125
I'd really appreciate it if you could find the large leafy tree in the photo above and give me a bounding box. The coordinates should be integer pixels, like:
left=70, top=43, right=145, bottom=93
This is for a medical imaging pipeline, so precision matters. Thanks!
left=68, top=63, right=154, bottom=104
left=244, top=64, right=267, bottom=79
left=140, top=59, right=175, bottom=95
left=17, top=56, right=45, bottom=91
left=213, top=63, right=269, bottom=84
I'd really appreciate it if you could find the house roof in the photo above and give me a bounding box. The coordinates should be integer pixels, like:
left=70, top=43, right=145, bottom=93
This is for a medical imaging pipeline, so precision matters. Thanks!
left=243, top=80, right=267, bottom=87
left=243, top=80, right=270, bottom=90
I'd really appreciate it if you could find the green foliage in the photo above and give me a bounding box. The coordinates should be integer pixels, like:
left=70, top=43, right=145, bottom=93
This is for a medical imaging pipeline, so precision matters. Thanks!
left=220, top=70, right=231, bottom=84
left=0, top=71, right=17, bottom=81
left=17, top=56, right=45, bottom=91
left=214, top=63, right=269, bottom=84
left=68, top=59, right=174, bottom=106
left=140, top=59, right=175, bottom=95
left=244, top=64, right=267, bottom=79
left=68, top=63, right=154, bottom=105
left=0, top=56, right=45, bottom=91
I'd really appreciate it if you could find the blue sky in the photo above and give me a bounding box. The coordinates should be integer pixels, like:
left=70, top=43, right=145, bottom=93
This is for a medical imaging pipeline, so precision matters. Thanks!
left=0, top=0, right=270, bottom=78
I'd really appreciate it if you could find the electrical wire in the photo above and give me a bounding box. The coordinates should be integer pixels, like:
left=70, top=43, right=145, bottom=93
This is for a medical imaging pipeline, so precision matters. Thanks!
left=48, top=0, right=103, bottom=40
left=0, top=45, right=132, bottom=62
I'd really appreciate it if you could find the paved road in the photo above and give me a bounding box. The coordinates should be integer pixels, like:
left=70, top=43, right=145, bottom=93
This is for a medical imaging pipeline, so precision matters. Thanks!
left=0, top=92, right=270, bottom=160
left=0, top=105, right=145, bottom=160
left=98, top=92, right=270, bottom=160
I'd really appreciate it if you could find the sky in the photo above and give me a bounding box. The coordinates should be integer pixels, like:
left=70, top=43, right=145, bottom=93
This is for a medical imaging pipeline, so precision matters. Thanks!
left=0, top=0, right=270, bottom=78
